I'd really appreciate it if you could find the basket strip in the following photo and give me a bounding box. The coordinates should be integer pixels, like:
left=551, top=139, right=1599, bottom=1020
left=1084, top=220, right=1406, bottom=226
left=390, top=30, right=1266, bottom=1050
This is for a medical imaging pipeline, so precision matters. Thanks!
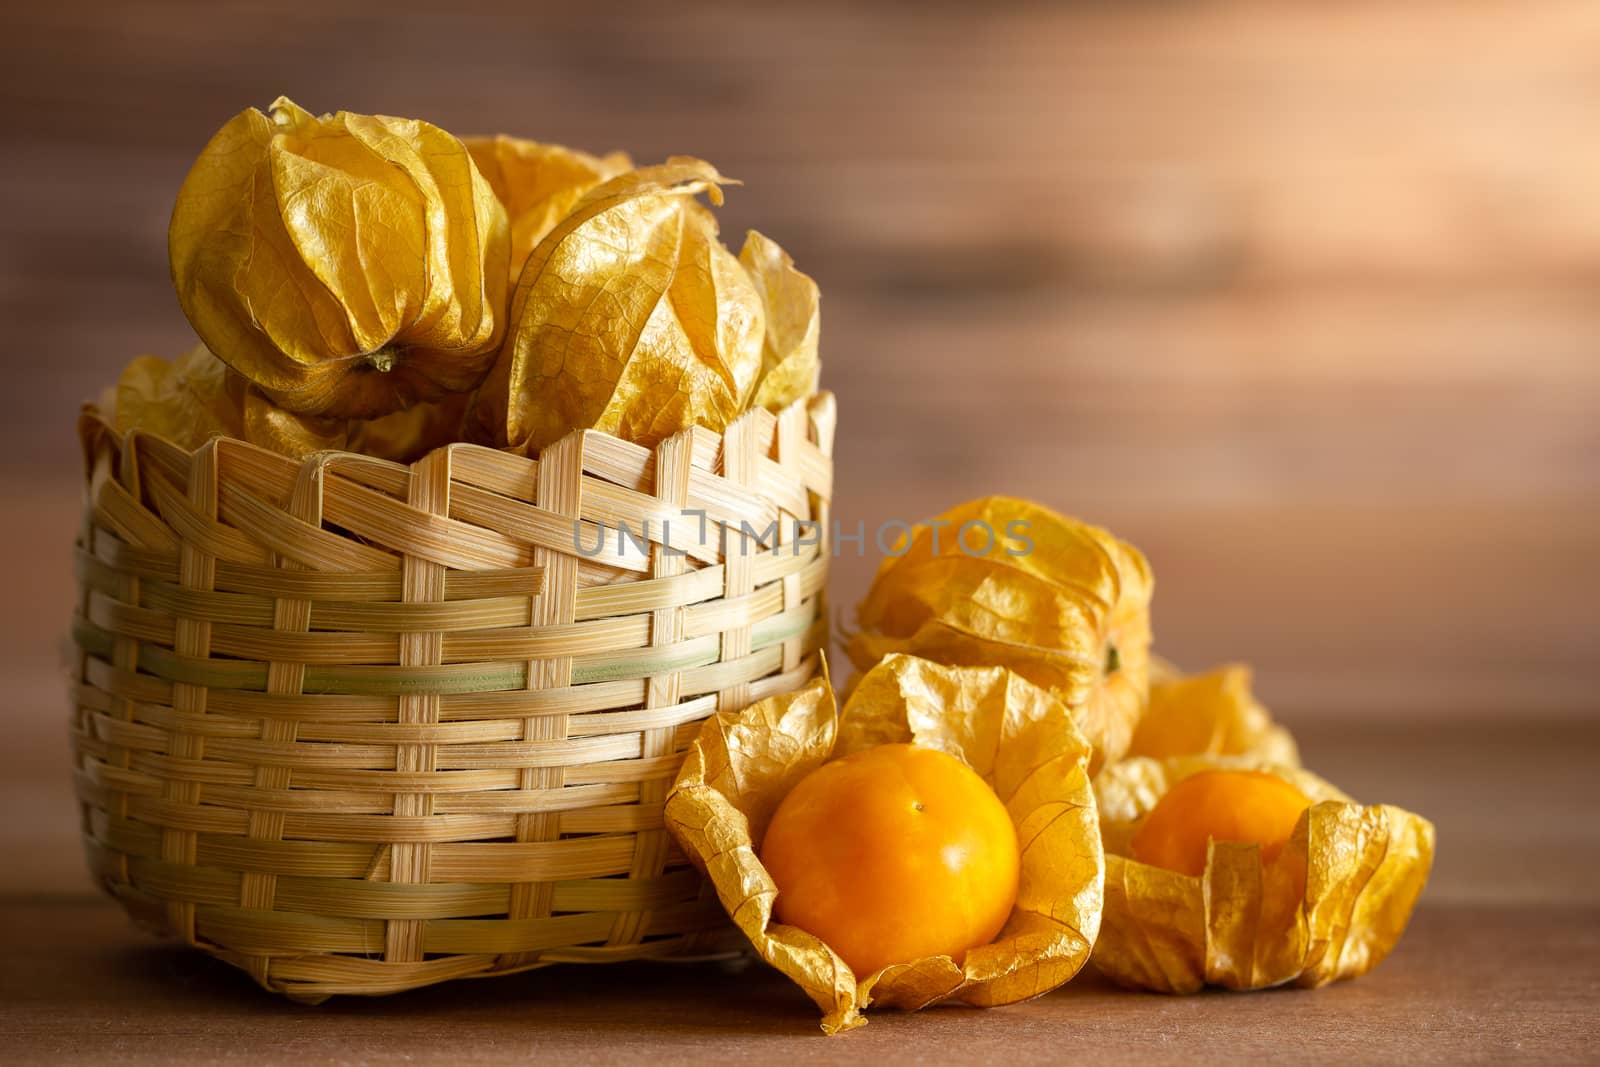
left=609, top=430, right=692, bottom=948
left=714, top=417, right=758, bottom=717
left=386, top=450, right=452, bottom=963
left=501, top=433, right=584, bottom=971
left=71, top=396, right=834, bottom=997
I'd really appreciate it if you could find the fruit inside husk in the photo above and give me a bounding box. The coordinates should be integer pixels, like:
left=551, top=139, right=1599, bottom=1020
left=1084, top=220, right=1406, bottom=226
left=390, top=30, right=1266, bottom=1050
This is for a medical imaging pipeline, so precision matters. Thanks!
left=665, top=655, right=1104, bottom=1034
left=169, top=97, right=510, bottom=419
left=108, top=100, right=825, bottom=463
left=760, top=742, right=1021, bottom=977
left=97, top=343, right=470, bottom=462
left=1092, top=756, right=1435, bottom=993
left=1128, top=769, right=1311, bottom=877
left=463, top=133, right=632, bottom=284
left=848, top=496, right=1153, bottom=773
left=467, top=159, right=821, bottom=453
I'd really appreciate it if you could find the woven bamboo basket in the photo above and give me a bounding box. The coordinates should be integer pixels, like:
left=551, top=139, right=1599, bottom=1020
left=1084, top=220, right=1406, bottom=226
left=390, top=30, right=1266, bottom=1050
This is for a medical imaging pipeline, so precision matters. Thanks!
left=69, top=393, right=834, bottom=1000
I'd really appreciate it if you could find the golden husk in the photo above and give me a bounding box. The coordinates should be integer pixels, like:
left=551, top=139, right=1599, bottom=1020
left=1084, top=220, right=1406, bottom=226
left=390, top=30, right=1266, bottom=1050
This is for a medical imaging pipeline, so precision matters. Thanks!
left=1124, top=664, right=1299, bottom=766
left=847, top=496, right=1153, bottom=773
left=469, top=159, right=822, bottom=452
left=109, top=343, right=470, bottom=462
left=169, top=96, right=510, bottom=419
left=349, top=393, right=471, bottom=464
left=665, top=654, right=1103, bottom=1035
left=740, top=229, right=821, bottom=411
left=464, top=134, right=632, bottom=285
left=113, top=344, right=244, bottom=449
left=468, top=158, right=752, bottom=452
left=1092, top=755, right=1434, bottom=993
left=240, top=383, right=349, bottom=456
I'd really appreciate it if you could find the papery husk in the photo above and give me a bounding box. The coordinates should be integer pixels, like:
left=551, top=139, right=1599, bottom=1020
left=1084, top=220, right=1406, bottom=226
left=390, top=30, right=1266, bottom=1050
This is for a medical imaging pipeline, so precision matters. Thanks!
left=108, top=341, right=473, bottom=463
left=847, top=496, right=1153, bottom=774
left=1092, top=754, right=1434, bottom=993
left=91, top=383, right=118, bottom=425
left=470, top=158, right=766, bottom=453
left=349, top=392, right=471, bottom=463
left=1124, top=664, right=1299, bottom=766
left=240, top=382, right=350, bottom=457
left=740, top=230, right=821, bottom=411
left=113, top=344, right=245, bottom=449
left=464, top=134, right=632, bottom=284
left=665, top=654, right=1103, bottom=1035
left=170, top=96, right=509, bottom=419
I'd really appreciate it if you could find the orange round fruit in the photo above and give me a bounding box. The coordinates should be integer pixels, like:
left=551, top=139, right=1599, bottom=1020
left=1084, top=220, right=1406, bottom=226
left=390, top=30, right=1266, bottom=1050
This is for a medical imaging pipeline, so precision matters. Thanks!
left=758, top=742, right=1020, bottom=977
left=1130, top=769, right=1310, bottom=877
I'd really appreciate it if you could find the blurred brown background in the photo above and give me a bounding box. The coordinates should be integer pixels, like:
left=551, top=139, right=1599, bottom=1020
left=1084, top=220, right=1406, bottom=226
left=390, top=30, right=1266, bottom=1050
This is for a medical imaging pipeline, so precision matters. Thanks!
left=1, top=2, right=1596, bottom=893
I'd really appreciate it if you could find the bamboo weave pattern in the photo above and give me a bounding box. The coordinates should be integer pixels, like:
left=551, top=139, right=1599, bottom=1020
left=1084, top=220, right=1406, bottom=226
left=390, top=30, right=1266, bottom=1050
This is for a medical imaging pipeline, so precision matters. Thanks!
left=70, top=394, right=834, bottom=999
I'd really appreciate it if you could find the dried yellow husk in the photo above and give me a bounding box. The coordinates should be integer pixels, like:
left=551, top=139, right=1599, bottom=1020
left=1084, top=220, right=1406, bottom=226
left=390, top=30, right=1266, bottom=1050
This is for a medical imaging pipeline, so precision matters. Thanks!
left=847, top=496, right=1153, bottom=773
left=113, top=344, right=245, bottom=449
left=665, top=654, right=1103, bottom=1035
left=170, top=96, right=509, bottom=419
left=1124, top=664, right=1299, bottom=766
left=107, top=339, right=478, bottom=462
left=1092, top=754, right=1434, bottom=993
left=464, top=134, right=632, bottom=284
left=470, top=159, right=767, bottom=452
left=348, top=393, right=471, bottom=464
left=90, top=383, right=118, bottom=425
left=740, top=230, right=821, bottom=411
left=240, top=383, right=350, bottom=457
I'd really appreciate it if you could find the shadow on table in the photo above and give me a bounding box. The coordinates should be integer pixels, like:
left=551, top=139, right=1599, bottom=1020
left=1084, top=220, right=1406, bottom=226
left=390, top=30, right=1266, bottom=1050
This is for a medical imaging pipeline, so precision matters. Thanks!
left=97, top=935, right=826, bottom=1036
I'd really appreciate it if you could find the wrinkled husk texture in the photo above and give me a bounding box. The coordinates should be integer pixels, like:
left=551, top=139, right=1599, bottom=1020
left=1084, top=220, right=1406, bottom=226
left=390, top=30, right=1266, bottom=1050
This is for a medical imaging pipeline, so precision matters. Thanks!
left=468, top=159, right=820, bottom=453
left=1092, top=755, right=1434, bottom=993
left=848, top=496, right=1153, bottom=774
left=463, top=133, right=632, bottom=283
left=170, top=97, right=509, bottom=419
left=101, top=344, right=469, bottom=463
left=142, top=103, right=822, bottom=461
left=1124, top=664, right=1299, bottom=766
left=665, top=655, right=1104, bottom=1034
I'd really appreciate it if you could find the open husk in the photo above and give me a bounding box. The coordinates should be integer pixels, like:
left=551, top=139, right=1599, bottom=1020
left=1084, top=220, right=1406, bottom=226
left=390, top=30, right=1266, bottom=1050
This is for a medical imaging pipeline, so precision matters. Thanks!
left=847, top=496, right=1153, bottom=773
left=664, top=655, right=1104, bottom=1034
left=1092, top=755, right=1434, bottom=993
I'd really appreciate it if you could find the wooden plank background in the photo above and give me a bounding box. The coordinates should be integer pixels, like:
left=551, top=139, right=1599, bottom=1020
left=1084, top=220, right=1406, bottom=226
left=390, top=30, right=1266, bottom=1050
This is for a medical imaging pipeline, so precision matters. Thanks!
left=1, top=0, right=1596, bottom=808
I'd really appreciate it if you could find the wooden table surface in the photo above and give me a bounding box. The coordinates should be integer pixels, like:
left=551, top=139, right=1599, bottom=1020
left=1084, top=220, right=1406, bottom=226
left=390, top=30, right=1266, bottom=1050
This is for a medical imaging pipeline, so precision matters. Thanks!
left=5, top=720, right=1596, bottom=1064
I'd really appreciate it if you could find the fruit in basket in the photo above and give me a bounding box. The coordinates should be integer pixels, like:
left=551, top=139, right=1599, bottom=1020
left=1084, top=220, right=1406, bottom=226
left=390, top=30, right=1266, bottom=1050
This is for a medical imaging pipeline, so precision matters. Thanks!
left=109, top=344, right=245, bottom=448
left=469, top=158, right=822, bottom=451
left=464, top=134, right=632, bottom=283
left=155, top=100, right=822, bottom=457
left=108, top=342, right=336, bottom=455
left=350, top=392, right=472, bottom=463
left=239, top=382, right=350, bottom=456
left=102, top=341, right=475, bottom=462
left=169, top=97, right=510, bottom=420
left=1128, top=768, right=1310, bottom=876
left=848, top=496, right=1153, bottom=773
left=469, top=159, right=758, bottom=452
left=759, top=742, right=1020, bottom=977
left=740, top=229, right=822, bottom=411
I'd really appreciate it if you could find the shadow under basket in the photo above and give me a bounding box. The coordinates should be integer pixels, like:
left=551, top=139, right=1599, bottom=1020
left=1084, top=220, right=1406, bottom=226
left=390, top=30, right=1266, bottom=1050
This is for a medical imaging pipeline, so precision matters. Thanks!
left=69, top=393, right=835, bottom=1001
